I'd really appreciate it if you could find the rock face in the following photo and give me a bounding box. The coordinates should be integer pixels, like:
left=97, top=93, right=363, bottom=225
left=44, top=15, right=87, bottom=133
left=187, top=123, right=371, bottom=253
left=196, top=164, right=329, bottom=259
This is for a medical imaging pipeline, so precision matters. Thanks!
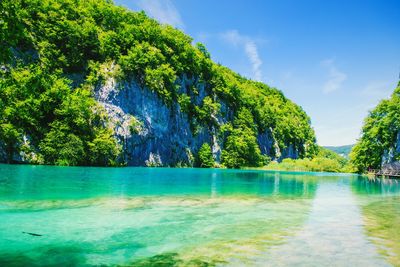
left=0, top=141, right=7, bottom=163
left=0, top=73, right=302, bottom=167
left=95, top=75, right=218, bottom=166
left=256, top=129, right=299, bottom=160
left=94, top=73, right=302, bottom=166
left=382, top=131, right=400, bottom=164
left=0, top=135, right=39, bottom=164
left=92, top=72, right=296, bottom=166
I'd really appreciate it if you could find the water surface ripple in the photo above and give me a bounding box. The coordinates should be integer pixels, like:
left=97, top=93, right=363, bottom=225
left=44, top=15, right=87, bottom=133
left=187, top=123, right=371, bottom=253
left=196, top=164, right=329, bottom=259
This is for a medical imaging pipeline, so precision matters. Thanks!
left=0, top=164, right=399, bottom=266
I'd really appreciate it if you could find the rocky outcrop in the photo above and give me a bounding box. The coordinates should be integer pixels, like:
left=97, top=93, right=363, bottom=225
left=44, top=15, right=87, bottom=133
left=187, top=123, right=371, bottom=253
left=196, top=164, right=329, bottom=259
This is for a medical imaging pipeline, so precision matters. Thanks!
left=0, top=71, right=303, bottom=166
left=257, top=130, right=275, bottom=156
left=0, top=70, right=303, bottom=167
left=382, top=131, right=400, bottom=164
left=0, top=141, right=7, bottom=163
left=93, top=70, right=304, bottom=166
left=95, top=74, right=218, bottom=166
left=280, top=144, right=300, bottom=160
left=257, top=130, right=299, bottom=160
left=0, top=135, right=40, bottom=164
left=0, top=0, right=318, bottom=167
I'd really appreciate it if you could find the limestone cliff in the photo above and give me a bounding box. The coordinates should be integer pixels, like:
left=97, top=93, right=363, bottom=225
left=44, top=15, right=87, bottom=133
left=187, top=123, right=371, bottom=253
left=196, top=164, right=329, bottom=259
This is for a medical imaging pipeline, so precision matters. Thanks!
left=0, top=0, right=316, bottom=167
left=94, top=72, right=299, bottom=167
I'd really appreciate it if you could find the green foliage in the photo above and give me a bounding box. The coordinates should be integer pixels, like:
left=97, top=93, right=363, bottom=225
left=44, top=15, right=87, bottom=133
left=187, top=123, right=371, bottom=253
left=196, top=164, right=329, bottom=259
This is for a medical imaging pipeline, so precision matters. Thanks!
left=221, top=108, right=266, bottom=168
left=144, top=64, right=176, bottom=104
left=0, top=123, right=21, bottom=162
left=177, top=94, right=191, bottom=113
left=128, top=115, right=142, bottom=135
left=197, top=143, right=214, bottom=168
left=0, top=63, right=120, bottom=166
left=324, top=145, right=353, bottom=158
left=264, top=146, right=350, bottom=173
left=196, top=43, right=210, bottom=59
left=119, top=42, right=165, bottom=79
left=317, top=147, right=348, bottom=167
left=266, top=157, right=341, bottom=173
left=0, top=0, right=317, bottom=167
left=38, top=88, right=121, bottom=166
left=195, top=96, right=221, bottom=125
left=210, top=67, right=318, bottom=160
left=350, top=84, right=400, bottom=173
left=88, top=129, right=121, bottom=166
left=41, top=128, right=85, bottom=166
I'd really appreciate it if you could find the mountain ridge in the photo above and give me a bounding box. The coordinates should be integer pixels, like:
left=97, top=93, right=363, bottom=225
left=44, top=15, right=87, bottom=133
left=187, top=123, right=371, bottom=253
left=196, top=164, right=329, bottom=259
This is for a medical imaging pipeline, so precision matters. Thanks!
left=324, top=145, right=353, bottom=159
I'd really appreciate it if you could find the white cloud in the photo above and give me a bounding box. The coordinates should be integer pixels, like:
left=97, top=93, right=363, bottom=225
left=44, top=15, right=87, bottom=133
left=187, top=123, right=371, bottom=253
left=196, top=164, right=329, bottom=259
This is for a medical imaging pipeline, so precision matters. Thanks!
left=136, top=0, right=184, bottom=29
left=222, top=30, right=243, bottom=46
left=221, top=30, right=263, bottom=81
left=321, top=59, right=347, bottom=93
left=244, top=42, right=262, bottom=81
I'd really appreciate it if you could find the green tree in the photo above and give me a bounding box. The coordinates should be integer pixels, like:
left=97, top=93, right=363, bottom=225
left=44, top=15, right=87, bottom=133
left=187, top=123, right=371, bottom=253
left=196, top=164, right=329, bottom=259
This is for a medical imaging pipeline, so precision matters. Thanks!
left=221, top=108, right=265, bottom=168
left=0, top=123, right=21, bottom=163
left=0, top=0, right=318, bottom=168
left=197, top=143, right=214, bottom=168
left=88, top=129, right=121, bottom=166
left=350, top=85, right=400, bottom=173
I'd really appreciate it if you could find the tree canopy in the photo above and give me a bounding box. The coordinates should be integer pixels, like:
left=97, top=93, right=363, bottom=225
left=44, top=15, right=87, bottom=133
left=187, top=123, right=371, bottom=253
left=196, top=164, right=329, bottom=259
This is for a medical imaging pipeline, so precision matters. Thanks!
left=350, top=84, right=400, bottom=173
left=0, top=0, right=317, bottom=167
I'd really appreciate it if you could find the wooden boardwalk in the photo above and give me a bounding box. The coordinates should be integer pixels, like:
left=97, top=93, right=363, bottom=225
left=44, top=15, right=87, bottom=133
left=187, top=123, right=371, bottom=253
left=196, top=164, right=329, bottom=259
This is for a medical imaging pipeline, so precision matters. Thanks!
left=369, top=168, right=400, bottom=178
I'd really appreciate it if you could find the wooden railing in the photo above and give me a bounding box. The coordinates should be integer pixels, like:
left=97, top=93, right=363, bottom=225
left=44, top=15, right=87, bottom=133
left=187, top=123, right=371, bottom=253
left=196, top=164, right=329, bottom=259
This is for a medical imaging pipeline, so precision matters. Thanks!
left=368, top=168, right=400, bottom=178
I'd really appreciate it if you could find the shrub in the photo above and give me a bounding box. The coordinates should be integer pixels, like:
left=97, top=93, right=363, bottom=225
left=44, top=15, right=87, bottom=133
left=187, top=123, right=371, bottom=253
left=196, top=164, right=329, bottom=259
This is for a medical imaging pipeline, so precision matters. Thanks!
left=197, top=143, right=214, bottom=168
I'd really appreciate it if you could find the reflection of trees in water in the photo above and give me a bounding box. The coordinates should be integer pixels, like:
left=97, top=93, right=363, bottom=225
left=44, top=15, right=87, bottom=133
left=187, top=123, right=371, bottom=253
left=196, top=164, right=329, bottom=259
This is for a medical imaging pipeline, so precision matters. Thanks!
left=215, top=171, right=318, bottom=198
left=1, top=165, right=318, bottom=199
left=362, top=198, right=400, bottom=266
left=349, top=176, right=400, bottom=266
left=351, top=176, right=400, bottom=196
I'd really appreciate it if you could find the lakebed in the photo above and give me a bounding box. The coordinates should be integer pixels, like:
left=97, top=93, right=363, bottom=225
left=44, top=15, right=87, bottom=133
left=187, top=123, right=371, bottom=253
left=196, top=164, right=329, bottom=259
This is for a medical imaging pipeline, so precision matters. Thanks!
left=0, top=164, right=399, bottom=266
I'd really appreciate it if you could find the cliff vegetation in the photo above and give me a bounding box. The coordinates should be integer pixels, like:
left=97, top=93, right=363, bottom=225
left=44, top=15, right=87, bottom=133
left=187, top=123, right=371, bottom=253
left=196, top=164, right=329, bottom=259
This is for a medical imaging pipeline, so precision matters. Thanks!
left=0, top=0, right=317, bottom=167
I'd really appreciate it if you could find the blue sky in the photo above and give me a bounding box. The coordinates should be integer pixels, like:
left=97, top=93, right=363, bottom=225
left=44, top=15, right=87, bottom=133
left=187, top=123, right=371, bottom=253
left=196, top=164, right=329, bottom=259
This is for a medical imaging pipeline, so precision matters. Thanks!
left=115, top=0, right=400, bottom=146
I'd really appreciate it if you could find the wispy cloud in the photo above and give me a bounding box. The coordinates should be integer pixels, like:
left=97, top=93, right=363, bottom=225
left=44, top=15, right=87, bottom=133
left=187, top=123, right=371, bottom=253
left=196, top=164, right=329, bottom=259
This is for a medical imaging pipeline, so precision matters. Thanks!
left=221, top=30, right=263, bottom=81
left=321, top=59, right=347, bottom=93
left=136, top=0, right=184, bottom=29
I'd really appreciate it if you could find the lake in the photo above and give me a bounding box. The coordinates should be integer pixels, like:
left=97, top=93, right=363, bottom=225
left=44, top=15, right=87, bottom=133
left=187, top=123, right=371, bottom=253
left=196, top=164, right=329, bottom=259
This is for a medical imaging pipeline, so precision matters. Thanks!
left=0, top=164, right=399, bottom=266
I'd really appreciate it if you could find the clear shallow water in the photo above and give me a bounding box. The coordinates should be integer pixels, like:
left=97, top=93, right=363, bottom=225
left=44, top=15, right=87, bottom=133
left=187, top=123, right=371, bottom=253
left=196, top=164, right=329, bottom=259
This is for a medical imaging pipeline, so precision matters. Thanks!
left=0, top=165, right=399, bottom=266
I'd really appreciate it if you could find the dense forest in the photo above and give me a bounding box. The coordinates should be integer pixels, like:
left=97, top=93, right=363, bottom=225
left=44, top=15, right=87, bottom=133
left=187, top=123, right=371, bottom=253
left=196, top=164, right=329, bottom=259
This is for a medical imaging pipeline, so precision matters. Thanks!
left=0, top=0, right=318, bottom=167
left=350, top=83, right=400, bottom=173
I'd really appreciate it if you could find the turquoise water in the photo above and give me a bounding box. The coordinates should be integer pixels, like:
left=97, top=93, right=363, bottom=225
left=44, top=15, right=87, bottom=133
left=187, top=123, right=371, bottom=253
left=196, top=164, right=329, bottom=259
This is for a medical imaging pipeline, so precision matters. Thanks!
left=0, top=164, right=399, bottom=266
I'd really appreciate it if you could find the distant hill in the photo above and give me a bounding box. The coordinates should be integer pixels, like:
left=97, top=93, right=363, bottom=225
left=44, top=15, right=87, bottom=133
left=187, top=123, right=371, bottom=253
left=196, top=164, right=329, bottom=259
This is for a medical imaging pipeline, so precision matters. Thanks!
left=324, top=145, right=354, bottom=158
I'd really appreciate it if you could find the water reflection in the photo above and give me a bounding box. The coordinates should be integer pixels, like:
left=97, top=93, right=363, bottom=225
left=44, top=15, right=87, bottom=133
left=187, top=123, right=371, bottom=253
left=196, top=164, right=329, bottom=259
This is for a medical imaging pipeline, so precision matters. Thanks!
left=1, top=164, right=400, bottom=266
left=351, top=176, right=400, bottom=196
left=2, top=164, right=400, bottom=200
left=0, top=164, right=318, bottom=200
